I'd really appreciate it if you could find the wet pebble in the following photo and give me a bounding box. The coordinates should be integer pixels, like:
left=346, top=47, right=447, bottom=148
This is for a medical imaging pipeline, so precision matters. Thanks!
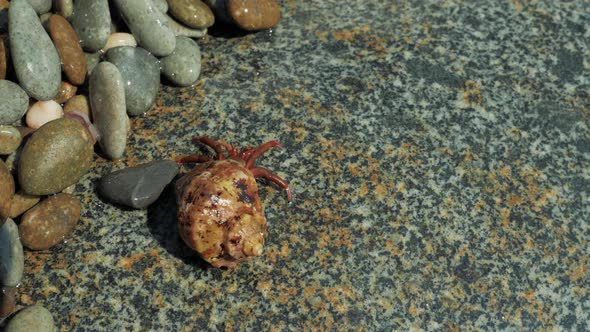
left=20, top=193, right=81, bottom=250
left=4, top=305, right=56, bottom=332
left=102, top=32, right=137, bottom=52
left=89, top=62, right=128, bottom=160
left=48, top=14, right=87, bottom=86
left=71, top=0, right=111, bottom=52
left=25, top=100, right=64, bottom=130
left=55, top=0, right=73, bottom=19
left=64, top=95, right=90, bottom=118
left=0, top=218, right=24, bottom=287
left=164, top=14, right=208, bottom=38
left=160, top=36, right=202, bottom=86
left=18, top=117, right=94, bottom=195
left=0, top=126, right=21, bottom=155
left=168, top=0, right=214, bottom=29
left=25, top=0, right=51, bottom=14
left=226, top=0, right=281, bottom=31
left=53, top=81, right=77, bottom=104
left=114, top=0, right=176, bottom=56
left=153, top=0, right=168, bottom=13
left=106, top=46, right=160, bottom=116
left=8, top=191, right=40, bottom=218
left=0, top=80, right=29, bottom=125
left=9, top=0, right=61, bottom=101
left=0, top=286, right=17, bottom=318
left=99, top=160, right=179, bottom=209
left=0, top=160, right=14, bottom=220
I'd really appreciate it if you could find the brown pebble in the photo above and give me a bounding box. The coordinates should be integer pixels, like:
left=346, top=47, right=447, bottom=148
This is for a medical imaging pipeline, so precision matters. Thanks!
left=48, top=14, right=87, bottom=85
left=63, top=95, right=90, bottom=119
left=19, top=193, right=82, bottom=250
left=168, top=0, right=215, bottom=29
left=0, top=0, right=8, bottom=10
left=54, top=81, right=77, bottom=104
left=8, top=191, right=40, bottom=218
left=226, top=0, right=280, bottom=31
left=0, top=286, right=17, bottom=318
left=0, top=36, right=6, bottom=80
left=0, top=125, right=21, bottom=155
left=0, top=159, right=14, bottom=220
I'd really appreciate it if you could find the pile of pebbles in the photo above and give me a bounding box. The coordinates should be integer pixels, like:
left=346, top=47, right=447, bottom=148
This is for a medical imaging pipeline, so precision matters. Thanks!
left=0, top=0, right=281, bottom=329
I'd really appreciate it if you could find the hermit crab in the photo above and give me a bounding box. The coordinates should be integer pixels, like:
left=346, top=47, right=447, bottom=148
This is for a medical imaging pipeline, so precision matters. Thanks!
left=175, top=137, right=291, bottom=268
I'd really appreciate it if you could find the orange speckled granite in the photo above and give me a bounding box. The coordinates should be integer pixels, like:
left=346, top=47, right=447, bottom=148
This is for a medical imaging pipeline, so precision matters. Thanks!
left=6, top=1, right=590, bottom=330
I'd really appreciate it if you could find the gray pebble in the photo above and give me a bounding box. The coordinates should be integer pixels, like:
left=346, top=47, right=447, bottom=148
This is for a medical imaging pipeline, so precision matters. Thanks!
left=89, top=62, right=128, bottom=160
left=25, top=0, right=51, bottom=14
left=9, top=0, right=61, bottom=101
left=4, top=305, right=56, bottom=332
left=164, top=14, right=208, bottom=38
left=152, top=0, right=169, bottom=13
left=71, top=0, right=111, bottom=52
left=99, top=160, right=179, bottom=209
left=114, top=0, right=176, bottom=57
left=0, top=80, right=29, bottom=125
left=0, top=218, right=24, bottom=288
left=160, top=36, right=202, bottom=86
left=106, top=46, right=160, bottom=116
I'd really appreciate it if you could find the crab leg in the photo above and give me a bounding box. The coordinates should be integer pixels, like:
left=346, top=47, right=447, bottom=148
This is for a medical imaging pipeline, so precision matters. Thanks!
left=193, top=137, right=224, bottom=160
left=245, top=141, right=283, bottom=168
left=250, top=166, right=292, bottom=202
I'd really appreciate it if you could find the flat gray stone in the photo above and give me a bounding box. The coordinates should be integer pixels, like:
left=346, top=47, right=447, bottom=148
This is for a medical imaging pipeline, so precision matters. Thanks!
left=8, top=0, right=60, bottom=101
left=4, top=305, right=56, bottom=332
left=71, top=0, right=111, bottom=52
left=164, top=14, right=208, bottom=38
left=99, top=160, right=179, bottom=209
left=0, top=80, right=28, bottom=125
left=0, top=218, right=24, bottom=288
left=114, top=0, right=176, bottom=57
left=106, top=46, right=160, bottom=116
left=160, top=36, right=202, bottom=86
left=25, top=0, right=51, bottom=14
left=89, top=62, right=128, bottom=160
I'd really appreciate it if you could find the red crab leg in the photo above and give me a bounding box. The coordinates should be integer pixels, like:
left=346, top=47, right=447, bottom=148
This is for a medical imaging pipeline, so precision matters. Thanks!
left=176, top=155, right=213, bottom=164
left=193, top=137, right=224, bottom=160
left=251, top=166, right=292, bottom=202
left=245, top=141, right=283, bottom=168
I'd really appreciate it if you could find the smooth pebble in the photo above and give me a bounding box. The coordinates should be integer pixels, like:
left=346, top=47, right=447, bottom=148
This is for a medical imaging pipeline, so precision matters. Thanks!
left=8, top=191, right=40, bottom=218
left=227, top=0, right=281, bottom=31
left=25, top=0, right=51, bottom=14
left=164, top=14, right=208, bottom=38
left=84, top=52, right=101, bottom=76
left=0, top=286, right=17, bottom=318
left=0, top=126, right=21, bottom=155
left=55, top=0, right=74, bottom=18
left=102, top=32, right=137, bottom=52
left=0, top=80, right=28, bottom=125
left=71, top=0, right=111, bottom=52
left=168, top=0, right=214, bottom=29
left=64, top=95, right=90, bottom=118
left=53, top=81, right=77, bottom=104
left=48, top=14, right=87, bottom=86
left=0, top=218, right=24, bottom=288
left=26, top=100, right=64, bottom=130
left=152, top=0, right=168, bottom=13
left=160, top=36, right=202, bottom=86
left=0, top=160, right=14, bottom=220
left=4, top=305, right=56, bottom=332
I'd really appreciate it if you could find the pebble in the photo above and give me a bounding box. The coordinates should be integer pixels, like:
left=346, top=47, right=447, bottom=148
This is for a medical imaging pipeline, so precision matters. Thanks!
left=102, top=32, right=137, bottom=52
left=19, top=193, right=81, bottom=250
left=64, top=95, right=90, bottom=118
left=18, top=117, right=94, bottom=195
left=25, top=0, right=51, bottom=14
left=71, top=0, right=111, bottom=52
left=48, top=14, right=87, bottom=86
left=164, top=14, right=208, bottom=38
left=114, top=0, right=176, bottom=57
left=84, top=52, right=101, bottom=76
left=99, top=160, right=179, bottom=209
left=0, top=126, right=21, bottom=155
left=53, top=81, right=77, bottom=104
left=226, top=0, right=281, bottom=31
left=8, top=191, right=40, bottom=218
left=9, top=0, right=61, bottom=101
left=106, top=46, right=160, bottom=116
left=160, top=36, right=202, bottom=86
left=168, top=0, right=214, bottom=29
left=152, top=0, right=169, bottom=13
left=0, top=218, right=24, bottom=287
left=0, top=286, right=17, bottom=317
left=25, top=100, right=64, bottom=130
left=4, top=305, right=56, bottom=332
left=89, top=62, right=128, bottom=160
left=55, top=0, right=73, bottom=19
left=202, top=0, right=232, bottom=24
left=0, top=37, right=6, bottom=80
left=0, top=159, right=14, bottom=220
left=0, top=80, right=29, bottom=125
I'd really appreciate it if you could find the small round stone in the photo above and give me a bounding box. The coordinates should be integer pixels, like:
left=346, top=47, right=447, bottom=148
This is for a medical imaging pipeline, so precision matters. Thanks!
left=0, top=126, right=21, bottom=155
left=19, top=193, right=81, bottom=250
left=25, top=100, right=64, bottom=130
left=226, top=0, right=281, bottom=31
left=102, top=32, right=137, bottom=52
left=64, top=95, right=90, bottom=118
left=53, top=81, right=77, bottom=104
left=168, top=0, right=214, bottom=29
left=48, top=14, right=87, bottom=86
left=8, top=191, right=40, bottom=218
left=55, top=0, right=73, bottom=18
left=4, top=305, right=56, bottom=332
left=0, top=286, right=17, bottom=318
left=0, top=159, right=14, bottom=220
left=160, top=36, right=201, bottom=86
left=0, top=80, right=29, bottom=125
left=0, top=218, right=24, bottom=288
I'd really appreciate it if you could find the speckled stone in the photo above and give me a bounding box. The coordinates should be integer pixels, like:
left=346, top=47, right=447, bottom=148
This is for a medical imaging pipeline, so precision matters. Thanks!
left=160, top=36, right=201, bottom=86
left=227, top=0, right=280, bottom=31
left=84, top=52, right=101, bottom=76
left=48, top=14, right=87, bottom=86
left=163, top=14, right=208, bottom=38
left=8, top=191, right=40, bottom=218
left=18, top=118, right=94, bottom=195
left=99, top=160, right=179, bottom=209
left=25, top=0, right=51, bottom=14
left=63, top=95, right=90, bottom=118
left=0, top=80, right=28, bottom=125
left=53, top=81, right=77, bottom=104
left=0, top=37, right=6, bottom=80
left=168, top=0, right=214, bottom=29
left=89, top=62, right=128, bottom=160
left=0, top=159, right=13, bottom=220
left=71, top=0, right=111, bottom=52
left=4, top=305, right=56, bottom=332
left=0, top=286, right=17, bottom=318
left=114, top=0, right=176, bottom=57
left=55, top=0, right=73, bottom=19
left=0, top=126, right=21, bottom=155
left=106, top=46, right=160, bottom=116
left=0, top=218, right=23, bottom=287
left=152, top=0, right=168, bottom=13
left=8, top=0, right=60, bottom=101
left=19, top=193, right=81, bottom=250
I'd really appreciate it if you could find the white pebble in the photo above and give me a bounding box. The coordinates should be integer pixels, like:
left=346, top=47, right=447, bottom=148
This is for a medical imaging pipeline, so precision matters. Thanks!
left=26, top=100, right=64, bottom=129
left=102, top=33, right=137, bottom=52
